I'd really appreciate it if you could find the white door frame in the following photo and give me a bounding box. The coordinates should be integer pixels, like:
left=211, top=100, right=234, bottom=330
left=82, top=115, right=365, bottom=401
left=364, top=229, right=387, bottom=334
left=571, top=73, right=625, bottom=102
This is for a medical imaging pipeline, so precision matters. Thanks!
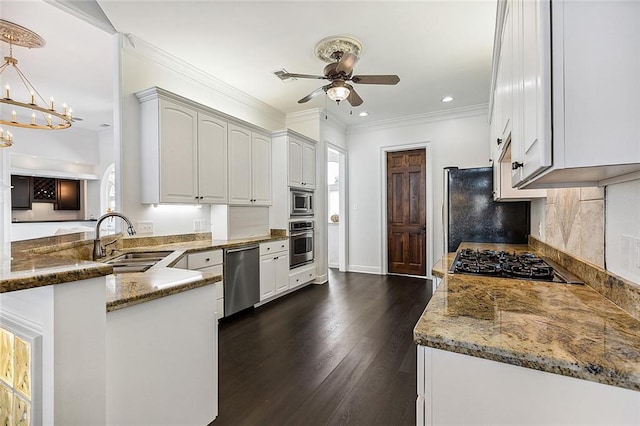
left=380, top=142, right=434, bottom=278
left=326, top=142, right=349, bottom=272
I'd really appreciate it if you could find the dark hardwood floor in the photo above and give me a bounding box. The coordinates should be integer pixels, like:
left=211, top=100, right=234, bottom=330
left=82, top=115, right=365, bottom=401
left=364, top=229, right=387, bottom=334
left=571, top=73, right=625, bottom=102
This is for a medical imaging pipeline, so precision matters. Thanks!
left=211, top=269, right=432, bottom=426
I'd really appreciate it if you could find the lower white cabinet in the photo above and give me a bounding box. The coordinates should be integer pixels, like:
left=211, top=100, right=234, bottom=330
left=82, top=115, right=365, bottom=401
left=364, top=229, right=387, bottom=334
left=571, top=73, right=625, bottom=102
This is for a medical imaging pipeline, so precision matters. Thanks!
left=417, top=346, right=640, bottom=425
left=107, top=285, right=218, bottom=425
left=187, top=249, right=224, bottom=319
left=259, top=240, right=289, bottom=301
left=289, top=263, right=315, bottom=289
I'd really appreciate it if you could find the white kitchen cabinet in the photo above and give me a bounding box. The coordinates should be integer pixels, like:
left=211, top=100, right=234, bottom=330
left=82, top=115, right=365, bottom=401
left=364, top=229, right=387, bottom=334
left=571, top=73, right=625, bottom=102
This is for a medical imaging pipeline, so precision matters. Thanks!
left=417, top=346, right=640, bottom=425
left=259, top=240, right=289, bottom=301
left=107, top=284, right=218, bottom=425
left=198, top=113, right=228, bottom=204
left=136, top=88, right=227, bottom=204
left=493, top=145, right=546, bottom=201
left=228, top=123, right=272, bottom=205
left=288, top=135, right=316, bottom=189
left=187, top=249, right=224, bottom=319
left=289, top=263, right=315, bottom=289
left=491, top=0, right=640, bottom=189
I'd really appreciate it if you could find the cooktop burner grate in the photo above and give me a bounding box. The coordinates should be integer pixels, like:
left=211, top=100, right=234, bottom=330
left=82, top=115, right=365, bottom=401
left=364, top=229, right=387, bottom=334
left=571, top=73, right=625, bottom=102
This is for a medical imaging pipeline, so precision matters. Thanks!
left=448, top=249, right=584, bottom=284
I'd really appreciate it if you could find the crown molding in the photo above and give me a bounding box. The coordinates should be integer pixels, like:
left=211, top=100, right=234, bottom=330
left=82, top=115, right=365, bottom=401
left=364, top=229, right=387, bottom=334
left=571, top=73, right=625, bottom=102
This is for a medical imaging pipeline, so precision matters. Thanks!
left=347, top=103, right=489, bottom=135
left=120, top=33, right=286, bottom=129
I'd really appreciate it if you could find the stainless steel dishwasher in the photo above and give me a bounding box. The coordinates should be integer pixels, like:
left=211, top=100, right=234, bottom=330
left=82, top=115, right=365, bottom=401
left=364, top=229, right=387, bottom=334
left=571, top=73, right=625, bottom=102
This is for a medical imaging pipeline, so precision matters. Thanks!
left=223, top=245, right=260, bottom=316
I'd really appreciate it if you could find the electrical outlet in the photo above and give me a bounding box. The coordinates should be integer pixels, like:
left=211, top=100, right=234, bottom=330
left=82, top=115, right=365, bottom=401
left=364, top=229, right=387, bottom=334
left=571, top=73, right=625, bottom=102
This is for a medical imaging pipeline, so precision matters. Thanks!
left=137, top=221, right=154, bottom=234
left=193, top=219, right=208, bottom=232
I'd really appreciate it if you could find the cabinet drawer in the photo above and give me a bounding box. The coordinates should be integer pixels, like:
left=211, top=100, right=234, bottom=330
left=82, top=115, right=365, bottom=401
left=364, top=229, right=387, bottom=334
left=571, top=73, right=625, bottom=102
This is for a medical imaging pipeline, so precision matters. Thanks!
left=187, top=250, right=223, bottom=270
left=260, top=240, right=288, bottom=256
left=289, top=264, right=315, bottom=289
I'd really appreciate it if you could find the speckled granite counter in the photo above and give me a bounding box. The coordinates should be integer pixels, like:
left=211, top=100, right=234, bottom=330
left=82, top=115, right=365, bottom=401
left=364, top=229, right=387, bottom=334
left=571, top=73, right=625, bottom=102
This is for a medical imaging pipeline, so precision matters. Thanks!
left=414, top=242, right=640, bottom=392
left=3, top=231, right=287, bottom=312
left=105, top=234, right=287, bottom=311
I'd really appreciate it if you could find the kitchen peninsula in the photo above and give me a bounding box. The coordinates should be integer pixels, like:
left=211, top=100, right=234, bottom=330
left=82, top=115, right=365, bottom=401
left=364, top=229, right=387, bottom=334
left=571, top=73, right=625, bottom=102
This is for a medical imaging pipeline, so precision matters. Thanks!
left=414, top=241, right=640, bottom=425
left=0, top=230, right=286, bottom=425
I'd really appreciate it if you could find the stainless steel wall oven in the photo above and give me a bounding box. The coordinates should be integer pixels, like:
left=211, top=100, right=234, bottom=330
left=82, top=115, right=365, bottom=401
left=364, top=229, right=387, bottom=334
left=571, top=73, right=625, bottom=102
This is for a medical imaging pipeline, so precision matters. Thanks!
left=289, top=220, right=314, bottom=268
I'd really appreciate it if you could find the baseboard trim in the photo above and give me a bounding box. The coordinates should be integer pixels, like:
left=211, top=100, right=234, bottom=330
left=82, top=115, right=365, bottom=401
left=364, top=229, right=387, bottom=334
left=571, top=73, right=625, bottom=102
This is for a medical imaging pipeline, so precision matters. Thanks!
left=347, top=265, right=382, bottom=275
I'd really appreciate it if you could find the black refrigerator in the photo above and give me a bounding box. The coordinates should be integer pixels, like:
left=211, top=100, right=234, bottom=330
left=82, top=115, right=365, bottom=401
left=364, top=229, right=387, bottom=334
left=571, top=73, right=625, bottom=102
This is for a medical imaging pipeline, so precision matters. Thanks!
left=444, top=166, right=530, bottom=253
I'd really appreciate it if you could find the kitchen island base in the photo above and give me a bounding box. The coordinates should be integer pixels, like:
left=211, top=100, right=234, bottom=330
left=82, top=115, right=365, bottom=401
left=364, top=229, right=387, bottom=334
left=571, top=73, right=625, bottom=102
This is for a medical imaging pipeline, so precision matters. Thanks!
left=106, top=283, right=218, bottom=425
left=417, top=346, right=640, bottom=425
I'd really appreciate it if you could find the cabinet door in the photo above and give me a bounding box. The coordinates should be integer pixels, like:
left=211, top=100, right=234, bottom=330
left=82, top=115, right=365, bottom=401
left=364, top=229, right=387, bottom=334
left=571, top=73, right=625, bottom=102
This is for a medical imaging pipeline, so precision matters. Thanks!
left=160, top=99, right=199, bottom=203
left=228, top=124, right=252, bottom=205
left=274, top=255, right=289, bottom=294
left=288, top=138, right=303, bottom=187
left=198, top=113, right=228, bottom=204
left=55, top=179, right=81, bottom=210
left=11, top=175, right=32, bottom=210
left=259, top=255, right=276, bottom=301
left=519, top=0, right=552, bottom=183
left=499, top=1, right=513, bottom=140
left=251, top=133, right=272, bottom=205
left=302, top=143, right=316, bottom=189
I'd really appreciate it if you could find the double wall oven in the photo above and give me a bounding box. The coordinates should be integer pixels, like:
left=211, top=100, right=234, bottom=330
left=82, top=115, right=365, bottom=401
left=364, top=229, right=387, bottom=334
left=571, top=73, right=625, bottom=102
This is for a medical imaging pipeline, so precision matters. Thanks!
left=289, top=189, right=314, bottom=268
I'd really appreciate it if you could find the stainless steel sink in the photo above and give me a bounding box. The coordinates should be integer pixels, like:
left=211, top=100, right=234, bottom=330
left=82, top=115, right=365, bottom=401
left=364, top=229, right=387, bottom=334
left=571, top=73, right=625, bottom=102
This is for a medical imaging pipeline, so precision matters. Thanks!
left=105, top=251, right=173, bottom=273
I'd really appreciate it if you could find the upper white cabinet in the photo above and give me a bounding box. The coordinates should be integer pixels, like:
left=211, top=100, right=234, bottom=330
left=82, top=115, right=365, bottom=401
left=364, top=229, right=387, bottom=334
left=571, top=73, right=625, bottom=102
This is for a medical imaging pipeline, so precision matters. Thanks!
left=288, top=136, right=316, bottom=189
left=491, top=0, right=640, bottom=189
left=228, top=123, right=272, bottom=205
left=137, top=91, right=228, bottom=204
left=137, top=87, right=274, bottom=205
left=198, top=113, right=228, bottom=204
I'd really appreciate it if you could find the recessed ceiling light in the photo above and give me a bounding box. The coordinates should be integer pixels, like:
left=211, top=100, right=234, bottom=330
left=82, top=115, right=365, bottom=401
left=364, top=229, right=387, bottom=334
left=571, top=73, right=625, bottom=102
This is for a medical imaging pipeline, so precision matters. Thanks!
left=358, top=111, right=369, bottom=117
left=441, top=96, right=454, bottom=103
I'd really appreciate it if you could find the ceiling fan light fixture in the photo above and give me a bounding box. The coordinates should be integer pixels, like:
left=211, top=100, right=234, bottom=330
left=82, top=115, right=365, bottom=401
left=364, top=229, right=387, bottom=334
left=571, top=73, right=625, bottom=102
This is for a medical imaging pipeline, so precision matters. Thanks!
left=326, top=86, right=350, bottom=102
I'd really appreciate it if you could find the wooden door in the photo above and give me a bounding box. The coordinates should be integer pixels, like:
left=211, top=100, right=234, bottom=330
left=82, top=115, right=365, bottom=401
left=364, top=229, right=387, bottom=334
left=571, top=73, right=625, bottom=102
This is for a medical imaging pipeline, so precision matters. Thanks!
left=387, top=149, right=426, bottom=276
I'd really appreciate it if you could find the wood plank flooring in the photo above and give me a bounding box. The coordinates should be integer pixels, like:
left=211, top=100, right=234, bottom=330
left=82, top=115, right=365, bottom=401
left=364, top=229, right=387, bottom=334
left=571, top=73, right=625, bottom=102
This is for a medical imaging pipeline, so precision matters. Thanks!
left=211, top=269, right=432, bottom=426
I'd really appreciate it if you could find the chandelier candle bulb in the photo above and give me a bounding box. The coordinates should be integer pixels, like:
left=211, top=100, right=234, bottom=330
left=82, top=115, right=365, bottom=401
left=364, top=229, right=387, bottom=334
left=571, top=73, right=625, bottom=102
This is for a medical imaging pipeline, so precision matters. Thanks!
left=46, top=114, right=51, bottom=126
left=31, top=112, right=35, bottom=125
left=63, top=103, right=67, bottom=115
left=5, top=84, right=9, bottom=99
left=49, top=97, right=54, bottom=110
left=30, top=91, right=34, bottom=104
left=11, top=110, right=16, bottom=122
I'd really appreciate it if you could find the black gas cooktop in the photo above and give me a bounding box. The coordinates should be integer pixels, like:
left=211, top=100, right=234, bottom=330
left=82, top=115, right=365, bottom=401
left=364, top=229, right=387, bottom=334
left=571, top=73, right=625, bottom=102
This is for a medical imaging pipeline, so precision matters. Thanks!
left=448, top=248, right=583, bottom=284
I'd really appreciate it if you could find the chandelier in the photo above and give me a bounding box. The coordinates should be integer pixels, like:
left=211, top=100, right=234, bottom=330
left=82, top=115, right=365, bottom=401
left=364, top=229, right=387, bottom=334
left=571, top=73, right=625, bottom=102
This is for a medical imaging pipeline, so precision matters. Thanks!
left=0, top=19, right=73, bottom=146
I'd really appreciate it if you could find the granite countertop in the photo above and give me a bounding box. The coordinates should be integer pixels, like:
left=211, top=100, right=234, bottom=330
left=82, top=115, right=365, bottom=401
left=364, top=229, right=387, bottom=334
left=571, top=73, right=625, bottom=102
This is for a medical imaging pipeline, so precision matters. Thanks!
left=414, top=242, right=640, bottom=392
left=2, top=232, right=288, bottom=311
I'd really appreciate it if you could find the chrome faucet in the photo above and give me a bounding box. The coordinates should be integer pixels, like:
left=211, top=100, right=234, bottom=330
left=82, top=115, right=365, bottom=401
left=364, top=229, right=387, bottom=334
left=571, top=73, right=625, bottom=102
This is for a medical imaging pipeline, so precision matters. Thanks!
left=93, top=212, right=136, bottom=260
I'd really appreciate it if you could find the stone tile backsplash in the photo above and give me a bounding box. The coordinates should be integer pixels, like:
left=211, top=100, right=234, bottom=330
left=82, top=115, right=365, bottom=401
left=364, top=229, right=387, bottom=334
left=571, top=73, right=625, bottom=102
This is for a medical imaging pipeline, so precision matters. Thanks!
left=544, top=187, right=604, bottom=267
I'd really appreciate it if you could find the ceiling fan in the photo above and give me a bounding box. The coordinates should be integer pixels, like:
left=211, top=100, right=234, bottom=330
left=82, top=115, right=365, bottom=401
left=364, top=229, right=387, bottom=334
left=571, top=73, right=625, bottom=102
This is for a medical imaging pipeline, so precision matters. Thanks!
left=275, top=37, right=400, bottom=107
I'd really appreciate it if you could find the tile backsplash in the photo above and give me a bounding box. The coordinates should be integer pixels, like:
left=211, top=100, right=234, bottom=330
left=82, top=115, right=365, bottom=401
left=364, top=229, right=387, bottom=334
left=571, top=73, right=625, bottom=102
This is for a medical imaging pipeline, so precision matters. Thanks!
left=544, top=187, right=604, bottom=268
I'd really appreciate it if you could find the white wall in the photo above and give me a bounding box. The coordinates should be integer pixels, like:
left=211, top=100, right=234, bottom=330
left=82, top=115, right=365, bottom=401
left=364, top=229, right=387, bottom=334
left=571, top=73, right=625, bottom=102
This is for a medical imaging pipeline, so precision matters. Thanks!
left=346, top=108, right=490, bottom=275
left=117, top=34, right=286, bottom=235
left=606, top=179, right=640, bottom=284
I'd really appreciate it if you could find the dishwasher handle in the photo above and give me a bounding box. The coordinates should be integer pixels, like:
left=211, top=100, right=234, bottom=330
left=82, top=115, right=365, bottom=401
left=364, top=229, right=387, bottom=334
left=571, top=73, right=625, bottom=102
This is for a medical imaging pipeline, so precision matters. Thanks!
left=224, top=244, right=258, bottom=254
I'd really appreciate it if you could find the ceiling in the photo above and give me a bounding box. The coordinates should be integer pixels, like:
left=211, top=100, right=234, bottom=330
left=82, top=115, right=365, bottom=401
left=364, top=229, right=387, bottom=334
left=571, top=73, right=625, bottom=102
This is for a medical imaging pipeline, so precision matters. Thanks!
left=1, top=1, right=497, bottom=131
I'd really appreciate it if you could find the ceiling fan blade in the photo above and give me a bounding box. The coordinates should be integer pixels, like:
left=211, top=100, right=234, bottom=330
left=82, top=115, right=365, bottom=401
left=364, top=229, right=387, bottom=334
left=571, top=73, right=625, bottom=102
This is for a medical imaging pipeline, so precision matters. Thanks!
left=351, top=75, right=400, bottom=85
left=275, top=70, right=327, bottom=80
left=336, top=52, right=359, bottom=75
left=298, top=85, right=330, bottom=104
left=345, top=84, right=363, bottom=107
